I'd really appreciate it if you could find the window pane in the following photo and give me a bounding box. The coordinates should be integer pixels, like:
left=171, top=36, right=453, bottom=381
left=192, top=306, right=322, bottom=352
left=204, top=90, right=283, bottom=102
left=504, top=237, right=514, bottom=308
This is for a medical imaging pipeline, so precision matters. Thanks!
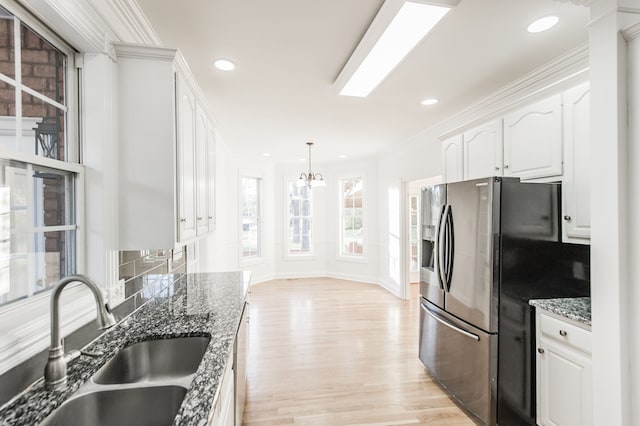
left=21, top=23, right=65, bottom=106
left=0, top=8, right=15, bottom=80
left=287, top=180, right=312, bottom=255
left=0, top=80, right=16, bottom=152
left=0, top=159, right=76, bottom=306
left=340, top=178, right=364, bottom=257
left=241, top=177, right=260, bottom=258
left=22, top=91, right=65, bottom=160
left=33, top=166, right=74, bottom=227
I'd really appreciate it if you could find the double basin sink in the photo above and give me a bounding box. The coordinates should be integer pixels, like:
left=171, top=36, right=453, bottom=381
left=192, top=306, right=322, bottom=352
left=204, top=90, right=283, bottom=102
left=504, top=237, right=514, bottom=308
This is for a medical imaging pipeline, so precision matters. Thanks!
left=41, top=336, right=210, bottom=426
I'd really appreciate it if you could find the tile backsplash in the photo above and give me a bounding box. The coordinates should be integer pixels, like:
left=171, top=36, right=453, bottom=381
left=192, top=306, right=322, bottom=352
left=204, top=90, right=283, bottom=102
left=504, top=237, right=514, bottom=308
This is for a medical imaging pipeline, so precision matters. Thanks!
left=0, top=247, right=187, bottom=407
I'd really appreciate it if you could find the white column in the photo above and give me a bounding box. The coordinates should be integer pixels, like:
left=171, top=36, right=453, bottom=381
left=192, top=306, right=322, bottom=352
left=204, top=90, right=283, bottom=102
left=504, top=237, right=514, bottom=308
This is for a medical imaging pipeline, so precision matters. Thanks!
left=588, top=1, right=640, bottom=424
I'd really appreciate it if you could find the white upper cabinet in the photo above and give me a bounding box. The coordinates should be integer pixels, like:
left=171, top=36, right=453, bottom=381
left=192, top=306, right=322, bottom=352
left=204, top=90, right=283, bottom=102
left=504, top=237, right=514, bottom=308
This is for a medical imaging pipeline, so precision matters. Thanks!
left=562, top=83, right=590, bottom=243
left=176, top=73, right=198, bottom=243
left=207, top=126, right=217, bottom=233
left=115, top=43, right=216, bottom=249
left=195, top=103, right=209, bottom=236
left=442, top=135, right=464, bottom=183
left=463, top=120, right=503, bottom=180
left=503, top=94, right=563, bottom=180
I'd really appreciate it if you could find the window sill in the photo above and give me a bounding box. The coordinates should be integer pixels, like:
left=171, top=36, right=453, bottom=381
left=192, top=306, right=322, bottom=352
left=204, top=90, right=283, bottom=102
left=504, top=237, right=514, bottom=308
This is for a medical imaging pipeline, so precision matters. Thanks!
left=239, top=256, right=264, bottom=267
left=0, top=284, right=98, bottom=375
left=336, top=254, right=368, bottom=264
left=283, top=254, right=317, bottom=262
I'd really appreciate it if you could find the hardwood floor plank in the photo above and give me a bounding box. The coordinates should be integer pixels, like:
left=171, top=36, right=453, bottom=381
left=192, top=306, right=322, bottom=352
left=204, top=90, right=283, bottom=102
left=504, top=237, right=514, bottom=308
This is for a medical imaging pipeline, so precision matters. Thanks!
left=243, top=278, right=477, bottom=426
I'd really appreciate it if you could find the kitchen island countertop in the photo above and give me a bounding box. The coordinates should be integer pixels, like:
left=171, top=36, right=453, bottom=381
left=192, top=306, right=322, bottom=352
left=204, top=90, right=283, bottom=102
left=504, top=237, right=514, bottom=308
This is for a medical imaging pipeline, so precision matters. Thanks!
left=0, top=271, right=250, bottom=426
left=529, top=296, right=591, bottom=327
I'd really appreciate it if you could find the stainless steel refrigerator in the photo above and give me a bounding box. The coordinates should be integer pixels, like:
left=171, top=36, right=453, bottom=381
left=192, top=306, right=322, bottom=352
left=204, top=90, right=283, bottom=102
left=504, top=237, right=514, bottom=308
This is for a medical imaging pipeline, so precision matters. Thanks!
left=418, top=177, right=590, bottom=425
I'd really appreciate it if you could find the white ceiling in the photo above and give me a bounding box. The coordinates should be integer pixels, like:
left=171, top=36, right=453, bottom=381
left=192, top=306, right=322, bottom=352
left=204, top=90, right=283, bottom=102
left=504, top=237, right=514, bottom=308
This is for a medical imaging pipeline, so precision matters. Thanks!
left=135, top=0, right=589, bottom=163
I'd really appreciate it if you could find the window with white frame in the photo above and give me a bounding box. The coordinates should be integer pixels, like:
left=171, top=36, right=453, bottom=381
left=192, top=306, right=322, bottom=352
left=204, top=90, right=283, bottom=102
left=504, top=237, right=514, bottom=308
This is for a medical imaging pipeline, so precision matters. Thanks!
left=0, top=5, right=78, bottom=307
left=287, top=180, right=312, bottom=255
left=241, top=176, right=261, bottom=259
left=339, top=177, right=364, bottom=257
left=409, top=194, right=419, bottom=272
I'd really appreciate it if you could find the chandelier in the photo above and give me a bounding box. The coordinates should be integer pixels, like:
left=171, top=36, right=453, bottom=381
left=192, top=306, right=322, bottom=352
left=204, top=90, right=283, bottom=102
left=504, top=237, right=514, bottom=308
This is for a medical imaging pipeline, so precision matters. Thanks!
left=297, top=142, right=326, bottom=189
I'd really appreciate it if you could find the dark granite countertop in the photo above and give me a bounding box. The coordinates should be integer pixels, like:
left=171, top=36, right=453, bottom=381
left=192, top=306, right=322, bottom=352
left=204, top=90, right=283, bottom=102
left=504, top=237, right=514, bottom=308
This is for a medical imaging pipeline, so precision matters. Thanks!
left=529, top=297, right=591, bottom=327
left=0, top=271, right=250, bottom=426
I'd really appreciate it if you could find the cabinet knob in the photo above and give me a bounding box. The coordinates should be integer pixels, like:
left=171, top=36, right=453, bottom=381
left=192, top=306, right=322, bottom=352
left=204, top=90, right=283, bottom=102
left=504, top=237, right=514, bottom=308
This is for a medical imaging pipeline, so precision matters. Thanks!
left=537, top=348, right=545, bottom=354
left=495, top=166, right=500, bottom=171
left=208, top=216, right=213, bottom=220
left=197, top=217, right=203, bottom=221
left=564, top=215, right=572, bottom=221
left=180, top=218, right=187, bottom=223
left=504, top=164, right=509, bottom=169
left=559, top=330, right=568, bottom=337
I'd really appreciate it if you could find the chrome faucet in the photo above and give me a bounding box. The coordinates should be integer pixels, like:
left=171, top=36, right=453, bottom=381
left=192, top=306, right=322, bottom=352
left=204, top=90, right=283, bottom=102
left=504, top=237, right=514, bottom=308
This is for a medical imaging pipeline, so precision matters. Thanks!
left=44, top=274, right=117, bottom=391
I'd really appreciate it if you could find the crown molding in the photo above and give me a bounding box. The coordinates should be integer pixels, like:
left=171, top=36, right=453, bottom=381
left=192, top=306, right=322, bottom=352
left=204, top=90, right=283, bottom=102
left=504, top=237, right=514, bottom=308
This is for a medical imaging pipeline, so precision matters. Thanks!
left=113, top=42, right=177, bottom=61
left=89, top=0, right=161, bottom=46
left=438, top=44, right=589, bottom=140
left=623, top=22, right=640, bottom=40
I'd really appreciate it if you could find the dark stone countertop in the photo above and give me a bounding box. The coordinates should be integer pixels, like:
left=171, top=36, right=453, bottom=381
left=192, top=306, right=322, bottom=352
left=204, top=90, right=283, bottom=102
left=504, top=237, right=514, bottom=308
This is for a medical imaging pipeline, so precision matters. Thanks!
left=0, top=271, right=250, bottom=426
left=529, top=297, right=591, bottom=327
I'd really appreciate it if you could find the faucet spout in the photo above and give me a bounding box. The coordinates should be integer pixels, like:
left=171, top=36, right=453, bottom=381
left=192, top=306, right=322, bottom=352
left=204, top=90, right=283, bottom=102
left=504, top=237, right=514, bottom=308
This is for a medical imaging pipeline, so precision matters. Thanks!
left=44, top=274, right=116, bottom=391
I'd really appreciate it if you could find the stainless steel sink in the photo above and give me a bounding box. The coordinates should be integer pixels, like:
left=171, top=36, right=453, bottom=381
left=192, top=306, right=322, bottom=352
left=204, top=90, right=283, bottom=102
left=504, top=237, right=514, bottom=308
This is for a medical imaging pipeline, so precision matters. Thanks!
left=93, top=336, right=210, bottom=384
left=40, top=336, right=211, bottom=425
left=40, top=385, right=187, bottom=426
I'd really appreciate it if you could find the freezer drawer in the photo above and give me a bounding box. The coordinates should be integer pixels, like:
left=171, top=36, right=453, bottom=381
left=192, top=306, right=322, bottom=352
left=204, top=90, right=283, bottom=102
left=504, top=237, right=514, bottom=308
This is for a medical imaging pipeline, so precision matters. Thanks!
left=419, top=300, right=497, bottom=425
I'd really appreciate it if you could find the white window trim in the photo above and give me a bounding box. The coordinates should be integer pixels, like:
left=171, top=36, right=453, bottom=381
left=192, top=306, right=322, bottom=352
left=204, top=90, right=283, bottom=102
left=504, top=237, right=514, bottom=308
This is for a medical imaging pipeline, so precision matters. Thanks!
left=283, top=175, right=316, bottom=260
left=238, top=173, right=263, bottom=266
left=0, top=3, right=87, bottom=376
left=336, top=173, right=367, bottom=263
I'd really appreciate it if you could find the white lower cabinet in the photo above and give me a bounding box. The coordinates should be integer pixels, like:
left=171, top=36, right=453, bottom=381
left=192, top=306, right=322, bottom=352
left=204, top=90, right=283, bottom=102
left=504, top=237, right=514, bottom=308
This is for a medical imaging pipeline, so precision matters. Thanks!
left=209, top=302, right=249, bottom=426
left=535, top=311, right=592, bottom=426
left=209, top=352, right=235, bottom=426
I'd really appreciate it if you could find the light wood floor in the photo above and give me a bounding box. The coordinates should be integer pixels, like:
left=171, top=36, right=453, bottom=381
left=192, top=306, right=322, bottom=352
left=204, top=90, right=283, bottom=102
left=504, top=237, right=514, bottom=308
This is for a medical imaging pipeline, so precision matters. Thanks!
left=242, top=278, right=477, bottom=426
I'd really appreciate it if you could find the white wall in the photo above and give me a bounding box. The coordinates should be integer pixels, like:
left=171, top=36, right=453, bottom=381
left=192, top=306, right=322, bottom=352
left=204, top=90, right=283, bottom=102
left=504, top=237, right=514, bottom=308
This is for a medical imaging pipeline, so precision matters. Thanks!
left=273, top=158, right=380, bottom=284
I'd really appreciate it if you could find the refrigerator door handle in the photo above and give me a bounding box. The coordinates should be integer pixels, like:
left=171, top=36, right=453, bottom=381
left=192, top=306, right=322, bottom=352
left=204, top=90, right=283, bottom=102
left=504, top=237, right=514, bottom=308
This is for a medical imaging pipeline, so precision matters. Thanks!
left=421, top=303, right=480, bottom=342
left=438, top=205, right=449, bottom=291
left=444, top=206, right=454, bottom=292
left=436, top=205, right=447, bottom=290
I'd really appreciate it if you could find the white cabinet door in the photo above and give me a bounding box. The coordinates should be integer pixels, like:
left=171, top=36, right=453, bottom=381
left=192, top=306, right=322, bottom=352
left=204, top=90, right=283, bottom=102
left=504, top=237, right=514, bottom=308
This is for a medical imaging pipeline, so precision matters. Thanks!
left=503, top=94, right=562, bottom=180
left=536, top=311, right=592, bottom=426
left=442, top=135, right=463, bottom=183
left=562, top=83, right=590, bottom=243
left=235, top=303, right=249, bottom=426
left=207, top=125, right=217, bottom=233
left=195, top=104, right=209, bottom=236
left=208, top=352, right=235, bottom=426
left=176, top=73, right=198, bottom=243
left=463, top=120, right=503, bottom=180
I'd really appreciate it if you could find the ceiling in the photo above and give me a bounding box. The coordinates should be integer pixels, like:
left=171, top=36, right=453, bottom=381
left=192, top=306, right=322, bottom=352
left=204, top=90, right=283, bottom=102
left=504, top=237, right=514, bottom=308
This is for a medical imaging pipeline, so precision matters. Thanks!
left=135, top=0, right=589, bottom=164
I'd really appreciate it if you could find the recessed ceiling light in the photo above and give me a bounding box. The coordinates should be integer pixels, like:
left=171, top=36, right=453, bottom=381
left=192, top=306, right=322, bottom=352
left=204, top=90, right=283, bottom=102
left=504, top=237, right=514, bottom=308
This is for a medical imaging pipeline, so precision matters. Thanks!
left=339, top=154, right=347, bottom=159
left=421, top=98, right=439, bottom=106
left=527, top=16, right=559, bottom=33
left=262, top=153, right=271, bottom=157
left=299, top=158, right=306, bottom=162
left=213, top=58, right=235, bottom=71
left=335, top=0, right=457, bottom=97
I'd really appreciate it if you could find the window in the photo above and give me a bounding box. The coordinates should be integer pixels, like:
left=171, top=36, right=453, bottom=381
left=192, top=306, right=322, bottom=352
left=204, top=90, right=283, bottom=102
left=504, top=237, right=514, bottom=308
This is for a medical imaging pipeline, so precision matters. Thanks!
left=339, top=177, right=364, bottom=257
left=241, top=177, right=260, bottom=258
left=0, top=6, right=78, bottom=307
left=287, top=180, right=312, bottom=255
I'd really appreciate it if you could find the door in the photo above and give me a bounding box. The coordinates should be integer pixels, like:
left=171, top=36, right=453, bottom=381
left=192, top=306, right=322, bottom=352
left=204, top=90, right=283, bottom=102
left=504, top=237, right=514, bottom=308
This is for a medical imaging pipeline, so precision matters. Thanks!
left=176, top=73, right=197, bottom=242
left=420, top=185, right=446, bottom=308
left=442, top=135, right=463, bottom=183
left=562, top=83, right=590, bottom=242
left=444, top=178, right=498, bottom=333
left=195, top=104, right=209, bottom=236
left=503, top=94, right=562, bottom=180
left=463, top=120, right=503, bottom=180
left=419, top=300, right=497, bottom=425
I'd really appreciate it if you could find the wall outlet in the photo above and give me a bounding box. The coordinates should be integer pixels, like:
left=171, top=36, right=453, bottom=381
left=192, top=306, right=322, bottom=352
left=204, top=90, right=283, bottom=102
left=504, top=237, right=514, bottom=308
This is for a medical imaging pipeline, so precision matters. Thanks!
left=110, top=278, right=126, bottom=306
